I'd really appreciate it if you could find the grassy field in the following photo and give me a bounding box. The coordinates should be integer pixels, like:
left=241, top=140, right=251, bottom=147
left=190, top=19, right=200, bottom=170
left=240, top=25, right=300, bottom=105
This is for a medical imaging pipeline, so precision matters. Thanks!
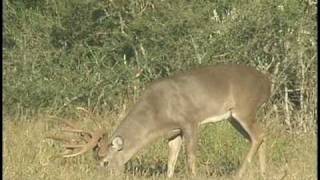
left=4, top=0, right=317, bottom=179
left=4, top=112, right=316, bottom=180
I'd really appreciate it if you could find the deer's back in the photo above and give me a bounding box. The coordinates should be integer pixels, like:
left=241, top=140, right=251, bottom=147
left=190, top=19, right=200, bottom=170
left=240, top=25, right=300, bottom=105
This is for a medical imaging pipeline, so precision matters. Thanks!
left=145, top=64, right=271, bottom=123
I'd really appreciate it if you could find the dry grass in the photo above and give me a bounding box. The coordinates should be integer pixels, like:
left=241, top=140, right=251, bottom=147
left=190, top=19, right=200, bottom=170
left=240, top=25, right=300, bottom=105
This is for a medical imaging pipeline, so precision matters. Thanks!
left=4, top=113, right=316, bottom=180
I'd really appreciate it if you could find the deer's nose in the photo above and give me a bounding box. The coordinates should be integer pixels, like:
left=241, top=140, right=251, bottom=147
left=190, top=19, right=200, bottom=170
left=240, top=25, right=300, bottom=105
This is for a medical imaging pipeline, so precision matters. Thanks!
left=100, top=160, right=109, bottom=167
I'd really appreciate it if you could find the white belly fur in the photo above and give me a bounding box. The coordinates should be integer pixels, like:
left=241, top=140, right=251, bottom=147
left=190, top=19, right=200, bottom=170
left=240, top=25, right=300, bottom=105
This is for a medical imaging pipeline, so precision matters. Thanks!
left=200, top=111, right=232, bottom=125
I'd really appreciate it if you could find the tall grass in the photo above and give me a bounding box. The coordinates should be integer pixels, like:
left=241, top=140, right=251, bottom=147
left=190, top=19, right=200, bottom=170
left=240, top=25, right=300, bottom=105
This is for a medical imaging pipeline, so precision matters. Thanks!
left=3, top=114, right=317, bottom=179
left=3, top=1, right=317, bottom=179
left=3, top=0, right=317, bottom=131
left=4, top=0, right=317, bottom=132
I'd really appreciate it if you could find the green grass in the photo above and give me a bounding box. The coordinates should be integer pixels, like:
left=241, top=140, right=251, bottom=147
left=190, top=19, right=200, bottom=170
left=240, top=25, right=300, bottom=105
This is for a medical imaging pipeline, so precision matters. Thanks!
left=3, top=0, right=317, bottom=179
left=4, top=113, right=316, bottom=180
left=4, top=0, right=317, bottom=122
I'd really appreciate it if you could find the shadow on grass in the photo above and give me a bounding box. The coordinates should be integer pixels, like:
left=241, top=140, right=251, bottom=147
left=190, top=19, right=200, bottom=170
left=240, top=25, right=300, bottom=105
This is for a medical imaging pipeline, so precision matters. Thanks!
left=125, top=159, right=167, bottom=177
left=124, top=158, right=239, bottom=177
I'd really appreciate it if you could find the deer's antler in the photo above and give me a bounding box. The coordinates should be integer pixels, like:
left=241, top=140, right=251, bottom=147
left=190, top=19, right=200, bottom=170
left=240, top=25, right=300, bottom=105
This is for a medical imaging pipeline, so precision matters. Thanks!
left=46, top=121, right=105, bottom=158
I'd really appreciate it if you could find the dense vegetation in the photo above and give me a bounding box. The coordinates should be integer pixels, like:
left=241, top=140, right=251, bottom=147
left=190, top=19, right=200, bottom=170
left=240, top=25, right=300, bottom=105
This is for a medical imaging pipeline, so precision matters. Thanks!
left=3, top=1, right=317, bottom=179
left=4, top=0, right=316, bottom=132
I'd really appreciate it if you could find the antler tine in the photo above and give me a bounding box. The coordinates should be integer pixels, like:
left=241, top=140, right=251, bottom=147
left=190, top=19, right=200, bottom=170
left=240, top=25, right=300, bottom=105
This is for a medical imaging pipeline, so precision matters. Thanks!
left=61, top=128, right=91, bottom=135
left=47, top=120, right=106, bottom=158
left=62, top=128, right=105, bottom=158
left=62, top=120, right=79, bottom=129
left=61, top=121, right=93, bottom=136
left=46, top=134, right=74, bottom=143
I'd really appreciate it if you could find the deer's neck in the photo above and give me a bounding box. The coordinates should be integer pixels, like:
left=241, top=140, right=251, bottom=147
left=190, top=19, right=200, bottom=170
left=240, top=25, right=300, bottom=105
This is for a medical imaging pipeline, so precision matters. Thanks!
left=110, top=89, right=185, bottom=165
left=111, top=106, right=174, bottom=166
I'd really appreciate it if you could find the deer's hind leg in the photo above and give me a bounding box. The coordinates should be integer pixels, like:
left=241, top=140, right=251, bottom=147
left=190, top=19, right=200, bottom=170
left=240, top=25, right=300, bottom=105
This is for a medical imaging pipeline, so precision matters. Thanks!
left=230, top=112, right=266, bottom=179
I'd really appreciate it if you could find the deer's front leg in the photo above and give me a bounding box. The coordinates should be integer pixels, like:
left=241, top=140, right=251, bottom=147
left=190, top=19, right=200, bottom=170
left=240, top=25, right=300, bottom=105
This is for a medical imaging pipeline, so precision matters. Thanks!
left=167, top=135, right=182, bottom=178
left=183, top=126, right=198, bottom=176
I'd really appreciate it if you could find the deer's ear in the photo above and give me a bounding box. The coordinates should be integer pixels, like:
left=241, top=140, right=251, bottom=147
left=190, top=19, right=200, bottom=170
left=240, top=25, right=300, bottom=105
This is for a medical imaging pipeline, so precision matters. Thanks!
left=111, top=136, right=123, bottom=151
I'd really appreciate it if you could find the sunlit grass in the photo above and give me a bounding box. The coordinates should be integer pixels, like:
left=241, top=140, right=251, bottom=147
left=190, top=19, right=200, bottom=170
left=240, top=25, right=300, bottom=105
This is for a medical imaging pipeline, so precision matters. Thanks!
left=4, top=113, right=316, bottom=180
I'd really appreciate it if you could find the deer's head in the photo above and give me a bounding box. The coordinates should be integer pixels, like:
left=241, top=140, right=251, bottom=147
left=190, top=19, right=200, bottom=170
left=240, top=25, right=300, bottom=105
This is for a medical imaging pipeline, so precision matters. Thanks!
left=96, top=136, right=126, bottom=171
left=46, top=121, right=126, bottom=173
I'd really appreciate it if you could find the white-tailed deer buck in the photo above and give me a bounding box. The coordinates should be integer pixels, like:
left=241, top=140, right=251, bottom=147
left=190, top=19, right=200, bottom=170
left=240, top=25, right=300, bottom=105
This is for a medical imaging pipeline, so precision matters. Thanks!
left=48, top=64, right=271, bottom=178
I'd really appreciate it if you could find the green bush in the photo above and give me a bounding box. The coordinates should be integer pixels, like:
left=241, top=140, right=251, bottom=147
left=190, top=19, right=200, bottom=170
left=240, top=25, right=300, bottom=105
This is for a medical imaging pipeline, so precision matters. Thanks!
left=3, top=0, right=316, bottom=131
